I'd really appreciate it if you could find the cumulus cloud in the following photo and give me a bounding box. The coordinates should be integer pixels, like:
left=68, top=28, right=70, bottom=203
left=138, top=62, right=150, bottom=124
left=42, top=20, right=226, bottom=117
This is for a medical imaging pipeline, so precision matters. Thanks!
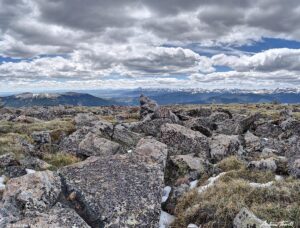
left=212, top=48, right=300, bottom=72
left=1, top=0, right=300, bottom=90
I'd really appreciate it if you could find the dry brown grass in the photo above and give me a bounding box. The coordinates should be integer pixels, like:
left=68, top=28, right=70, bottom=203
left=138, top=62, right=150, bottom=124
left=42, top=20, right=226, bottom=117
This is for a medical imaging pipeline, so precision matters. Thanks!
left=173, top=156, right=300, bottom=228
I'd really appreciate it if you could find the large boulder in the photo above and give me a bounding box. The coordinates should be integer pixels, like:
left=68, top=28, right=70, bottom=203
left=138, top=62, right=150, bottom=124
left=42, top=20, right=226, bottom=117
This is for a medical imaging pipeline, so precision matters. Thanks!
left=74, top=113, right=98, bottom=128
left=59, top=141, right=167, bottom=227
left=153, top=107, right=179, bottom=122
left=11, top=203, right=90, bottom=228
left=135, top=137, right=168, bottom=165
left=79, top=132, right=124, bottom=157
left=112, top=124, right=143, bottom=148
left=216, top=114, right=258, bottom=135
left=254, top=121, right=283, bottom=138
left=0, top=171, right=61, bottom=225
left=210, top=134, right=242, bottom=162
left=287, top=136, right=300, bottom=178
left=138, top=118, right=174, bottom=137
left=165, top=154, right=210, bottom=185
left=160, top=123, right=209, bottom=157
left=244, top=131, right=262, bottom=153
left=59, top=127, right=90, bottom=153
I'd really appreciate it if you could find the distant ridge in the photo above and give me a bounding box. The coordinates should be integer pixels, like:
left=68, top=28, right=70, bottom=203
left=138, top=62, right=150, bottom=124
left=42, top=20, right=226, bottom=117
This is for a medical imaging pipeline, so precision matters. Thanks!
left=0, top=92, right=120, bottom=108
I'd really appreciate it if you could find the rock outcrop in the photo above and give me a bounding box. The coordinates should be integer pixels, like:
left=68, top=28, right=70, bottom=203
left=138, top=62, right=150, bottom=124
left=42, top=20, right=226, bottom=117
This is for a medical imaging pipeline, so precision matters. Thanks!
left=59, top=137, right=168, bottom=227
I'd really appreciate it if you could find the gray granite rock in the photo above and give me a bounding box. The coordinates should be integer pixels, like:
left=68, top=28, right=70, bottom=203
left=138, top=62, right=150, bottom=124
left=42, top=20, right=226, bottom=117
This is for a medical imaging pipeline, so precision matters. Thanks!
left=59, top=148, right=167, bottom=227
left=160, top=123, right=209, bottom=158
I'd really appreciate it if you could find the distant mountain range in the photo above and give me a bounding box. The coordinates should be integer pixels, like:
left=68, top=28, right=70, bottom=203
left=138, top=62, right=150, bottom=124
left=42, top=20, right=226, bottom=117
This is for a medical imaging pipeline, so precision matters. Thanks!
left=1, top=88, right=300, bottom=108
left=90, top=88, right=300, bottom=105
left=0, top=92, right=118, bottom=108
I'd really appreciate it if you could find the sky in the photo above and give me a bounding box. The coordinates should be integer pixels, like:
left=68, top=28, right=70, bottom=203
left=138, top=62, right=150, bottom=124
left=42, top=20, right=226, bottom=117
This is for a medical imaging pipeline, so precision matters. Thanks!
left=1, top=0, right=300, bottom=92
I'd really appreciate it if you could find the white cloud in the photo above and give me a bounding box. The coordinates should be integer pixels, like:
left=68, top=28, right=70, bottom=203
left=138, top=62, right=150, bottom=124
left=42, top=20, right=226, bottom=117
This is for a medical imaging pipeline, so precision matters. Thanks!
left=212, top=48, right=300, bottom=72
left=1, top=0, right=300, bottom=90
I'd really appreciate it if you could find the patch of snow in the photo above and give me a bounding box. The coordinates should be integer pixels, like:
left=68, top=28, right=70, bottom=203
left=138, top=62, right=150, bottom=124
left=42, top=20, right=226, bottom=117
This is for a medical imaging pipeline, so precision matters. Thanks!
left=198, top=172, right=227, bottom=194
left=262, top=138, right=269, bottom=141
left=275, top=175, right=283, bottom=181
left=162, top=186, right=172, bottom=203
left=189, top=180, right=198, bottom=189
left=26, top=169, right=36, bottom=174
left=0, top=175, right=6, bottom=191
left=249, top=181, right=273, bottom=188
left=187, top=224, right=199, bottom=228
left=127, top=150, right=132, bottom=153
left=159, top=211, right=176, bottom=228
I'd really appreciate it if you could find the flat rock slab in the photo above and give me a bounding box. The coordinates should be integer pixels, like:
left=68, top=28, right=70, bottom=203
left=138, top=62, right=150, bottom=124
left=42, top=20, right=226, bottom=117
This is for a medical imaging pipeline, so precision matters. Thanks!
left=9, top=203, right=90, bottom=228
left=59, top=153, right=165, bottom=227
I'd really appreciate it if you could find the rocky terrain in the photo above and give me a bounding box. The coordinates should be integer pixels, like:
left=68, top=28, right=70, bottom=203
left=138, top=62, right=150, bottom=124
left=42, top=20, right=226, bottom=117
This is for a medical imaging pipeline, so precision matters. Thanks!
left=0, top=95, right=299, bottom=227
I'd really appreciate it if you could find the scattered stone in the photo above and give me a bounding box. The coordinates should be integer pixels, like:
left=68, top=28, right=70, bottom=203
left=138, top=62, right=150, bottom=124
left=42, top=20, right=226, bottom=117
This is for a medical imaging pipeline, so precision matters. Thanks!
left=153, top=107, right=179, bottom=122
left=19, top=156, right=51, bottom=170
left=248, top=158, right=277, bottom=172
left=135, top=137, right=168, bottom=165
left=210, top=134, right=242, bottom=162
left=255, top=121, right=283, bottom=138
left=3, top=166, right=27, bottom=178
left=0, top=171, right=61, bottom=225
left=261, top=148, right=278, bottom=158
left=160, top=123, right=209, bottom=157
left=112, top=124, right=143, bottom=148
left=75, top=113, right=98, bottom=127
left=79, top=132, right=124, bottom=157
left=140, top=94, right=159, bottom=120
left=244, top=131, right=262, bottom=153
left=59, top=151, right=166, bottom=227
left=10, top=203, right=90, bottom=228
left=0, top=153, right=19, bottom=168
left=31, top=131, right=51, bottom=144
left=159, top=211, right=176, bottom=228
left=233, top=207, right=270, bottom=228
left=162, top=184, right=190, bottom=215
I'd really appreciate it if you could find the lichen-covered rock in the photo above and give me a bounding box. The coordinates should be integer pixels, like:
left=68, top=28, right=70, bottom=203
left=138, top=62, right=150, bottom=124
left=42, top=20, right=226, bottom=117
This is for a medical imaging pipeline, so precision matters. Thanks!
left=233, top=208, right=270, bottom=228
left=184, top=117, right=217, bottom=133
left=216, top=114, right=258, bottom=135
left=59, top=151, right=166, bottom=227
left=75, top=113, right=98, bottom=128
left=10, top=203, right=90, bottom=228
left=138, top=118, right=174, bottom=137
left=210, top=134, right=242, bottom=162
left=135, top=137, right=168, bottom=166
left=165, top=154, right=208, bottom=184
left=3, top=165, right=27, bottom=178
left=209, top=111, right=231, bottom=123
left=254, top=121, right=283, bottom=138
left=139, top=94, right=159, bottom=120
left=160, top=123, right=209, bottom=158
left=79, top=132, right=124, bottom=157
left=0, top=171, right=61, bottom=224
left=0, top=153, right=18, bottom=168
left=290, top=158, right=300, bottom=178
left=280, top=118, right=300, bottom=136
left=31, top=131, right=52, bottom=144
left=112, top=124, right=143, bottom=148
left=19, top=156, right=52, bottom=170
left=244, top=131, right=262, bottom=153
left=247, top=158, right=277, bottom=172
left=59, top=127, right=90, bottom=153
left=153, top=107, right=179, bottom=122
